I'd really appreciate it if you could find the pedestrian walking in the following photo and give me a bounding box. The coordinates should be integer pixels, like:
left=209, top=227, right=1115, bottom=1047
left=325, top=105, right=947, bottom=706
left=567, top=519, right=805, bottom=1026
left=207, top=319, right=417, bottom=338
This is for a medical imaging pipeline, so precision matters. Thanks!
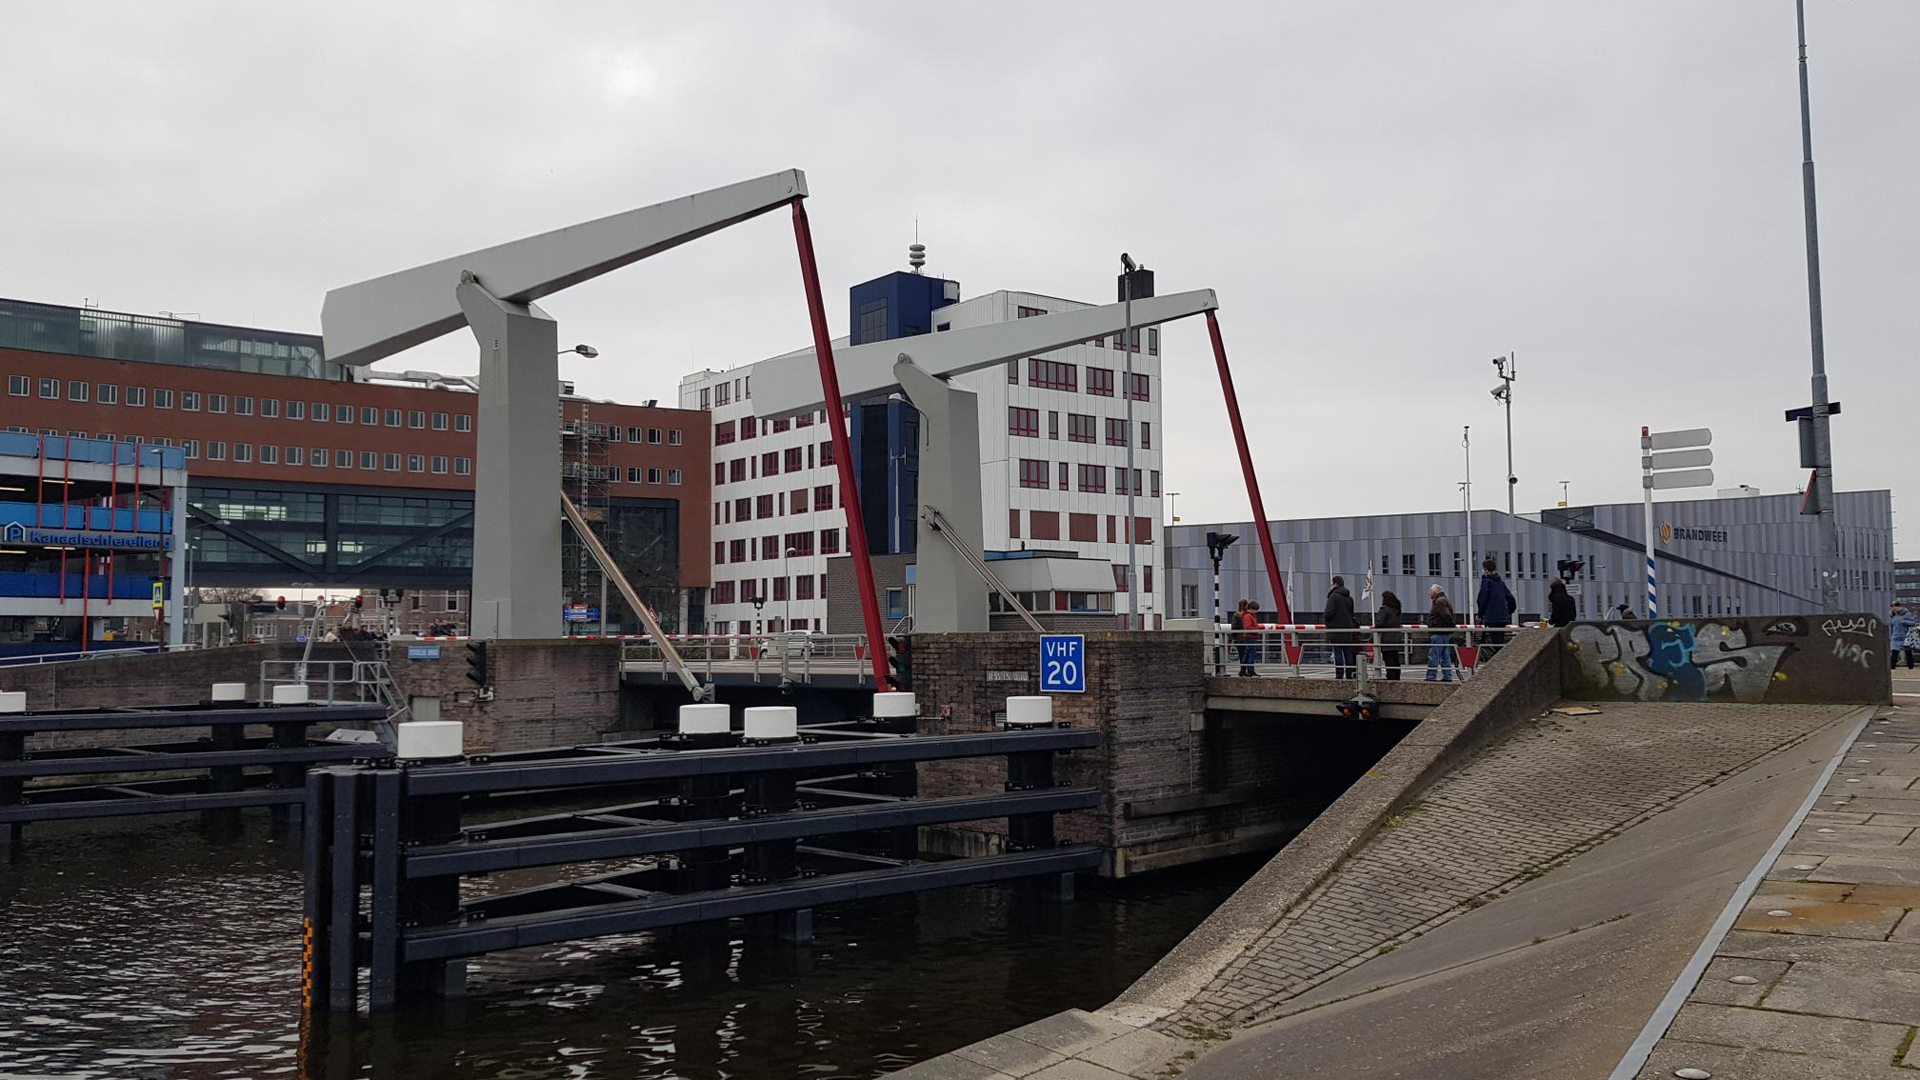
left=1892, top=604, right=1918, bottom=671
left=1476, top=557, right=1516, bottom=660
left=1326, top=576, right=1358, bottom=680
left=1376, top=590, right=1405, bottom=681
left=1425, top=584, right=1457, bottom=682
left=1547, top=579, right=1578, bottom=627
left=1232, top=599, right=1257, bottom=676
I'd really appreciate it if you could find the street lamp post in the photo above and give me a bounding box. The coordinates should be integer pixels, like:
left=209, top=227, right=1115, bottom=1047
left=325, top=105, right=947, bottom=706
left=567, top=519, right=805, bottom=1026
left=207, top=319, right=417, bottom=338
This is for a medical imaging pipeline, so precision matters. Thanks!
left=1167, top=491, right=1181, bottom=526
left=1793, top=0, right=1844, bottom=611
left=784, top=547, right=797, bottom=632
left=1120, top=253, right=1140, bottom=630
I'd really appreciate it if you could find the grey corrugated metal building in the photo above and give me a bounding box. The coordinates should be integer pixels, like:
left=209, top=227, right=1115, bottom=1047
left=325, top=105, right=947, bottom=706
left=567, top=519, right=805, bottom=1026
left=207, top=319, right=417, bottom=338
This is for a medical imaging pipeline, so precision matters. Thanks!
left=1167, top=489, right=1894, bottom=624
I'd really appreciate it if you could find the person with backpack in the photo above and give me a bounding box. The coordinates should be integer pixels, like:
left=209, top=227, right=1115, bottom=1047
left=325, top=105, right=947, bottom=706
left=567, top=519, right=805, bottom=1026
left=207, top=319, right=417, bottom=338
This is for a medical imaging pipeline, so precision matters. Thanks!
left=1237, top=598, right=1262, bottom=676
left=1476, top=558, right=1516, bottom=660
left=1376, top=590, right=1406, bottom=680
left=1425, top=584, right=1457, bottom=682
left=1325, top=576, right=1358, bottom=680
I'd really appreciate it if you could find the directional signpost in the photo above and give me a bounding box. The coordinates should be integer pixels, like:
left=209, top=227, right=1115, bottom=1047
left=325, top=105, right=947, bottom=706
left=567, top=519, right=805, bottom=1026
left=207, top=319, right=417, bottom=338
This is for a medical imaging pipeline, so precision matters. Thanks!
left=1640, top=426, right=1713, bottom=618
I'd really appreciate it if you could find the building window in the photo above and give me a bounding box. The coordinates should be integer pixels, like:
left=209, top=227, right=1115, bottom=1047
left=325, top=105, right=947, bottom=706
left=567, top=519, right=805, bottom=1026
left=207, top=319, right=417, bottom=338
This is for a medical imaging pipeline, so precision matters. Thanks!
left=1018, top=458, right=1049, bottom=489
left=408, top=410, right=425, bottom=429
left=182, top=439, right=200, bottom=459
left=729, top=459, right=746, bottom=483
left=814, top=485, right=833, bottom=511
left=784, top=446, right=803, bottom=472
left=95, top=383, right=118, bottom=404
left=207, top=441, right=227, bottom=461
left=336, top=449, right=352, bottom=468
left=1086, top=367, right=1114, bottom=397
left=730, top=538, right=748, bottom=563
left=1008, top=406, right=1040, bottom=438
left=285, top=400, right=304, bottom=420
left=407, top=454, right=425, bottom=472
left=259, top=444, right=279, bottom=464
left=1105, top=418, right=1129, bottom=447
left=1028, top=358, right=1077, bottom=391
left=714, top=541, right=726, bottom=566
left=647, top=467, right=662, bottom=484
left=1048, top=411, right=1060, bottom=439
left=360, top=406, right=378, bottom=425
left=1058, top=461, right=1070, bottom=490
left=455, top=457, right=472, bottom=475
left=182, top=390, right=203, bottom=411
left=714, top=463, right=726, bottom=485
left=235, top=396, right=254, bottom=416
left=667, top=469, right=682, bottom=485
left=756, top=494, right=775, bottom=519
left=668, top=428, right=682, bottom=445
left=1070, top=512, right=1098, bottom=542
left=821, top=528, right=840, bottom=554
left=309, top=402, right=327, bottom=421
left=648, top=427, right=663, bottom=444
left=1067, top=413, right=1096, bottom=443
left=380, top=409, right=399, bottom=427
left=361, top=450, right=378, bottom=470
left=383, top=453, right=401, bottom=471
left=1127, top=373, right=1151, bottom=401
left=1141, top=422, right=1152, bottom=449
left=38, top=378, right=57, bottom=399
left=761, top=450, right=779, bottom=476
left=1151, top=470, right=1161, bottom=497
left=209, top=394, right=228, bottom=414
left=335, top=404, right=353, bottom=423
left=233, top=443, right=253, bottom=463
left=312, top=447, right=328, bottom=467
left=66, top=380, right=88, bottom=402
left=715, top=420, right=736, bottom=446
left=432, top=412, right=447, bottom=430
left=1078, top=464, right=1108, bottom=493
left=1030, top=510, right=1061, bottom=541
left=1148, top=327, right=1160, bottom=356
left=1017, top=305, right=1047, bottom=318
left=6, top=375, right=25, bottom=396
left=819, top=440, right=834, bottom=465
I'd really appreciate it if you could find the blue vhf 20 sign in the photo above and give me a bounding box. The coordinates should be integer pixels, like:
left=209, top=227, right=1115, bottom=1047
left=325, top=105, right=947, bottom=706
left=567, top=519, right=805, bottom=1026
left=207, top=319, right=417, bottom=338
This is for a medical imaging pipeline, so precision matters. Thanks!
left=1039, top=634, right=1086, bottom=694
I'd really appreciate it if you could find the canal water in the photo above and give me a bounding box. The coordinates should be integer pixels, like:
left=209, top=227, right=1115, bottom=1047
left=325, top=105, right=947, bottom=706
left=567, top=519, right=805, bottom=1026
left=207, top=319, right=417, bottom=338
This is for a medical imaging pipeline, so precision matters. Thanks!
left=0, top=816, right=1263, bottom=1079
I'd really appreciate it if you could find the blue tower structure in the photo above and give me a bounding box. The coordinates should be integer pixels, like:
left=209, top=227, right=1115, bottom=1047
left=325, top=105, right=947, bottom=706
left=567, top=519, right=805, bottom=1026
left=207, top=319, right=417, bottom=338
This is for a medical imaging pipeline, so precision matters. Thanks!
left=844, top=263, right=958, bottom=556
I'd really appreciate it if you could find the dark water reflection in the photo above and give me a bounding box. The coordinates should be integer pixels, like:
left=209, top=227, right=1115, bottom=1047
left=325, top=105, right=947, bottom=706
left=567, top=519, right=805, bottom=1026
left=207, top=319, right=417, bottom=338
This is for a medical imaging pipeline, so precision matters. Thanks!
left=0, top=816, right=1258, bottom=1079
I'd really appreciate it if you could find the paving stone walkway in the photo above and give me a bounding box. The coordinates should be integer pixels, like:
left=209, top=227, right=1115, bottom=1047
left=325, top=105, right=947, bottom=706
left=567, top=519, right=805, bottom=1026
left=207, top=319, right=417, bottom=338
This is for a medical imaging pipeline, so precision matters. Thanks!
left=1635, top=700, right=1920, bottom=1079
left=1165, top=702, right=1855, bottom=1034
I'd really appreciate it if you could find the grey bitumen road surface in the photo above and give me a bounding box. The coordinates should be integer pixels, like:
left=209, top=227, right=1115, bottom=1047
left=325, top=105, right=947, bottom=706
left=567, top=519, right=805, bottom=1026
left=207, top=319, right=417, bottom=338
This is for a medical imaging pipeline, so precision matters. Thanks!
left=1181, top=710, right=1860, bottom=1080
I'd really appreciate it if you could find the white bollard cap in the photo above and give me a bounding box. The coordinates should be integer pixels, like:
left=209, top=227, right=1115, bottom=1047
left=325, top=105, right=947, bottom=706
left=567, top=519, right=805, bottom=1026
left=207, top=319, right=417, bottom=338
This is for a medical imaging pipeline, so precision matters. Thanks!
left=872, top=692, right=917, bottom=719
left=211, top=682, right=247, bottom=702
left=0, top=690, right=24, bottom=714
left=1006, top=696, right=1053, bottom=726
left=679, top=703, right=731, bottom=736
left=396, top=719, right=464, bottom=760
left=743, top=705, right=798, bottom=741
left=270, top=683, right=311, bottom=706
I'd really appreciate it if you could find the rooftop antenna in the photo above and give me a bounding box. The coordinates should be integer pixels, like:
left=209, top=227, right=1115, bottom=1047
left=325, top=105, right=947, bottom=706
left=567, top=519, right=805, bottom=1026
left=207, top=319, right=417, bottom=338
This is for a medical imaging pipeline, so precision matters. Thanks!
left=908, top=219, right=925, bottom=274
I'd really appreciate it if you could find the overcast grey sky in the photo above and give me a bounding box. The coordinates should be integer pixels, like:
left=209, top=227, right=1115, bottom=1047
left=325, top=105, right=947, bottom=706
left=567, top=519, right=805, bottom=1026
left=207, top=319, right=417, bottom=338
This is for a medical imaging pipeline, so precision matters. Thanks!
left=4, top=2, right=1913, bottom=552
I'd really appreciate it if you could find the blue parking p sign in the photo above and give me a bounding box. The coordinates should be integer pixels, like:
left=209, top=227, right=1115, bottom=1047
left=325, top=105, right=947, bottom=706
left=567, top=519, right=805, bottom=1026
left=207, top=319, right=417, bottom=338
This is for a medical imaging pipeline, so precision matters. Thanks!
left=1039, top=634, right=1086, bottom=693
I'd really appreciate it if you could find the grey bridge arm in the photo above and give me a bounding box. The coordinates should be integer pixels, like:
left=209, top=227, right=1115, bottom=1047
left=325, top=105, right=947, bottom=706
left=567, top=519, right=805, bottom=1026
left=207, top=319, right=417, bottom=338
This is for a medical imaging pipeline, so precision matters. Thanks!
left=748, top=288, right=1220, bottom=418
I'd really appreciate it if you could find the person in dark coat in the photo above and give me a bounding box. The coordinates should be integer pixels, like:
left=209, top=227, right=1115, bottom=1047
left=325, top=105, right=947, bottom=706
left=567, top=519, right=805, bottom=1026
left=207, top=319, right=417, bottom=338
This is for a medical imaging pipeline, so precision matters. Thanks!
left=1376, top=590, right=1405, bottom=681
left=1476, top=558, right=1516, bottom=659
left=1547, top=579, right=1578, bottom=627
left=1325, top=576, right=1358, bottom=680
left=1425, top=584, right=1457, bottom=682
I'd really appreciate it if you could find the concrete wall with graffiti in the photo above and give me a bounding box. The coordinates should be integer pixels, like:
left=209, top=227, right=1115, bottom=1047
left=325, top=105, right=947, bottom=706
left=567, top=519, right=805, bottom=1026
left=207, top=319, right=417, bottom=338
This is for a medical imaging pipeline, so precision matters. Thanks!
left=1561, top=614, right=1891, bottom=705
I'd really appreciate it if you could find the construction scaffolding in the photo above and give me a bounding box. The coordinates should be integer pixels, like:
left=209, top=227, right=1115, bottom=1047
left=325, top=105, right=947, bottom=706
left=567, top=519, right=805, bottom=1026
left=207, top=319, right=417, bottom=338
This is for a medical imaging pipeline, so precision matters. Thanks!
left=559, top=403, right=616, bottom=635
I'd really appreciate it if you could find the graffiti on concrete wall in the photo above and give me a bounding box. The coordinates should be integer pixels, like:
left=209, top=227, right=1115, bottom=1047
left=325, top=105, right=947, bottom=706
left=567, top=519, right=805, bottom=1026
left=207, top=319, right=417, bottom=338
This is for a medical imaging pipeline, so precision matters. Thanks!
left=1563, top=614, right=1888, bottom=704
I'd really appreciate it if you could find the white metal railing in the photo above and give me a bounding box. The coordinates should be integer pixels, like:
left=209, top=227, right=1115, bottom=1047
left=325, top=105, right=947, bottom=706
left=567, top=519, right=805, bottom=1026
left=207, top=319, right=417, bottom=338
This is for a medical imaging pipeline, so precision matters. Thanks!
left=257, top=659, right=394, bottom=706
left=1204, top=625, right=1523, bottom=682
left=620, top=633, right=872, bottom=686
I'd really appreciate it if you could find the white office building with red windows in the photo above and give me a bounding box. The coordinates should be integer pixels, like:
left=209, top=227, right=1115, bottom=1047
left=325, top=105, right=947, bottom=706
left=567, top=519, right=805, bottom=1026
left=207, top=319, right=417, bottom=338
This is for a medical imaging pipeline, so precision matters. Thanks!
left=681, top=262, right=1165, bottom=635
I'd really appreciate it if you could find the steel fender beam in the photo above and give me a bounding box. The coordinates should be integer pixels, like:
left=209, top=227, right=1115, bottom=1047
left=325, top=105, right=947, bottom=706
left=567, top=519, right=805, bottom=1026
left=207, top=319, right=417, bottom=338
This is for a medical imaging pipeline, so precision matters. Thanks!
left=749, top=288, right=1221, bottom=418
left=321, top=169, right=808, bottom=366
left=0, top=704, right=386, bottom=734
left=407, top=729, right=1102, bottom=797
left=401, top=846, right=1104, bottom=962
left=405, top=786, right=1099, bottom=878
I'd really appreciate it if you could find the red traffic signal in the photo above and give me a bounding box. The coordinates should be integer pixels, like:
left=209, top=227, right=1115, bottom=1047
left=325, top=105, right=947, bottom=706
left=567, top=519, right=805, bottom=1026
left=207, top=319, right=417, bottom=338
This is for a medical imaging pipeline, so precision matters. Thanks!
left=276, top=596, right=287, bottom=610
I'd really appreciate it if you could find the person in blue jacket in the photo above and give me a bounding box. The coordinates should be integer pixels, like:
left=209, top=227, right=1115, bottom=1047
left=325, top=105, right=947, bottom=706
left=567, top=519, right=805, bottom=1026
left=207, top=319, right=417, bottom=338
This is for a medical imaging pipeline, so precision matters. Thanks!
left=1475, top=558, right=1516, bottom=659
left=1892, top=604, right=1917, bottom=670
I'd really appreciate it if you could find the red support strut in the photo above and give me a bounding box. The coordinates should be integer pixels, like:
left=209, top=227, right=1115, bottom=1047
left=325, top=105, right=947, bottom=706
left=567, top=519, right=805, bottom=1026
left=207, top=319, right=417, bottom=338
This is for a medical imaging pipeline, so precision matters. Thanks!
left=1205, top=311, right=1292, bottom=623
left=790, top=198, right=893, bottom=691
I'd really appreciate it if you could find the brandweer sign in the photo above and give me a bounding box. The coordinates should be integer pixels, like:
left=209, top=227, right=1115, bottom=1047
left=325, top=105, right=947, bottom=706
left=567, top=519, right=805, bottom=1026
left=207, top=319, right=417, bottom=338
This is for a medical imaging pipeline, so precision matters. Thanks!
left=1659, top=523, right=1728, bottom=545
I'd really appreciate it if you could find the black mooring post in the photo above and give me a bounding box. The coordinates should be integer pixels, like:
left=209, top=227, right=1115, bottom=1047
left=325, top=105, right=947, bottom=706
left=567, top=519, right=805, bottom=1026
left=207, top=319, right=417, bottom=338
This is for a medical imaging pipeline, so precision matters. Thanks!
left=878, top=705, right=919, bottom=862
left=744, top=753, right=808, bottom=943
left=301, top=766, right=335, bottom=1018
left=396, top=780, right=467, bottom=1004
left=677, top=727, right=739, bottom=895
left=1006, top=723, right=1072, bottom=900
left=203, top=719, right=246, bottom=835
left=269, top=719, right=309, bottom=827
left=326, top=769, right=361, bottom=1014
left=366, top=768, right=402, bottom=1011
left=0, top=731, right=25, bottom=850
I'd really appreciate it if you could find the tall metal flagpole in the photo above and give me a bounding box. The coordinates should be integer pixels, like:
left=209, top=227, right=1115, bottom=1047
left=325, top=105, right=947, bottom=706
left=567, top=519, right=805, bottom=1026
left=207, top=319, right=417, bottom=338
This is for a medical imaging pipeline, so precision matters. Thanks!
left=1121, top=258, right=1138, bottom=629
left=1794, top=0, right=1843, bottom=612
left=1463, top=426, right=1476, bottom=628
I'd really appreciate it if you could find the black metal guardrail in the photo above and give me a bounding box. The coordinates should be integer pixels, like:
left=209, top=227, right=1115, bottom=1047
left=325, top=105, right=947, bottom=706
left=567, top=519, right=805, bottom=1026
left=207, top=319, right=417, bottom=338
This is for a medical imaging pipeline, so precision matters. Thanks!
left=303, top=723, right=1101, bottom=1015
left=0, top=703, right=388, bottom=835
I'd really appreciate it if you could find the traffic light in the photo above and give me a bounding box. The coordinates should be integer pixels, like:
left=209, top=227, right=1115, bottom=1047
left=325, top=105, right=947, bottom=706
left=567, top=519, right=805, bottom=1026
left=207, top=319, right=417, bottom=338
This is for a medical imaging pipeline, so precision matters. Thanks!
left=353, top=595, right=364, bottom=610
left=886, top=635, right=912, bottom=691
left=465, top=641, right=489, bottom=687
left=276, top=596, right=287, bottom=611
left=1556, top=559, right=1585, bottom=582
